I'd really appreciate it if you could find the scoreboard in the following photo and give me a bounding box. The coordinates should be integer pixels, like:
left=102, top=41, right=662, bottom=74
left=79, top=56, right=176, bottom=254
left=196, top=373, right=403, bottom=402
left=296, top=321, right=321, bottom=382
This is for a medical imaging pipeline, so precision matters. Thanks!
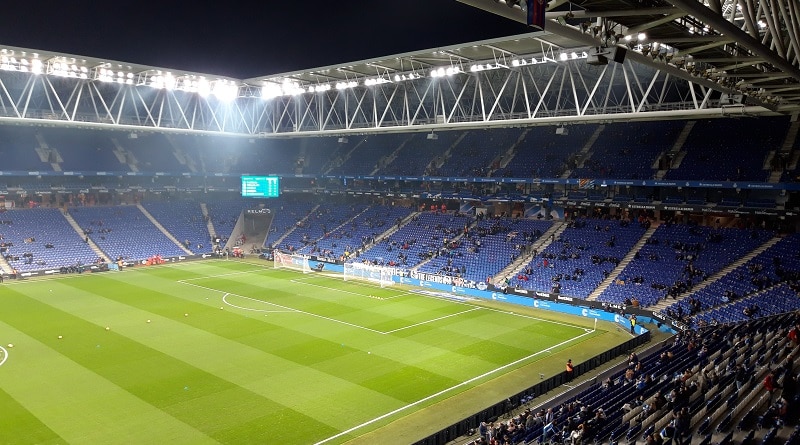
left=241, top=176, right=280, bottom=198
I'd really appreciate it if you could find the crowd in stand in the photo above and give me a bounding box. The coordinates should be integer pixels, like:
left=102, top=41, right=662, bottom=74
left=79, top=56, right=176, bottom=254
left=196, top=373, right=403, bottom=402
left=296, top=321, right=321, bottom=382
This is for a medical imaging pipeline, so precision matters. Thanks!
left=470, top=313, right=800, bottom=445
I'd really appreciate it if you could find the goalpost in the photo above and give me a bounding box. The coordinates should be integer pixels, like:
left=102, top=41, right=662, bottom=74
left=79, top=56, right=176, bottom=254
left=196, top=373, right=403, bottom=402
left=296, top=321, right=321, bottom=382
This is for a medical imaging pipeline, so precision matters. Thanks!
left=273, top=249, right=311, bottom=274
left=343, top=262, right=395, bottom=288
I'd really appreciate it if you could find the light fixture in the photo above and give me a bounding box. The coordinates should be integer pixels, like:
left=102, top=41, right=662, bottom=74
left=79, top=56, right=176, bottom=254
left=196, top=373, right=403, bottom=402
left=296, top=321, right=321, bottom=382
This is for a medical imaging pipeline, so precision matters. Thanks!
left=211, top=79, right=239, bottom=101
left=335, top=81, right=357, bottom=90
left=261, top=83, right=282, bottom=99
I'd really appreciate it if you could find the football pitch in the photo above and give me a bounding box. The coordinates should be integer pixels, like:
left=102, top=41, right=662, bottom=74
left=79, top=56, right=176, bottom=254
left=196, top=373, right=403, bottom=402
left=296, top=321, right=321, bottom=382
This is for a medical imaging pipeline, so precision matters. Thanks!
left=0, top=260, right=630, bottom=444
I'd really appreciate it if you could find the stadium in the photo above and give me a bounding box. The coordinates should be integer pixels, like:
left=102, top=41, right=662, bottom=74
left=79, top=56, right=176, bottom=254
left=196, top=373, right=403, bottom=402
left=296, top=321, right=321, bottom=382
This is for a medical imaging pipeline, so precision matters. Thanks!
left=0, top=1, right=799, bottom=444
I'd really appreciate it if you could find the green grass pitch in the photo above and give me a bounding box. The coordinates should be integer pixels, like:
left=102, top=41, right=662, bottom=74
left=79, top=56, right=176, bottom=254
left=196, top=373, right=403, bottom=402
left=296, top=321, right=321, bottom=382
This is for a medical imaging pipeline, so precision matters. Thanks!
left=0, top=260, right=630, bottom=444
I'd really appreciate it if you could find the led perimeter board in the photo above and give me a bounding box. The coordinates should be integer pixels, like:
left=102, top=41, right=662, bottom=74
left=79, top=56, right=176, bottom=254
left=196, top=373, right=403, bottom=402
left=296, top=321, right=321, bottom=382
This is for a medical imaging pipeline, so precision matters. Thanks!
left=241, top=175, right=280, bottom=198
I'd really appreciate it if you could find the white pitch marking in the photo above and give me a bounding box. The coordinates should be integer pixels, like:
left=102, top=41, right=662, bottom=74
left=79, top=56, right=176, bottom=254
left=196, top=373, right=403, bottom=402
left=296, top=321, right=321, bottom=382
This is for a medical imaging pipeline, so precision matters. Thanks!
left=177, top=268, right=271, bottom=282
left=180, top=281, right=387, bottom=334
left=222, top=294, right=297, bottom=313
left=408, top=290, right=588, bottom=330
left=0, top=346, right=8, bottom=367
left=382, top=308, right=483, bottom=334
left=313, top=329, right=595, bottom=445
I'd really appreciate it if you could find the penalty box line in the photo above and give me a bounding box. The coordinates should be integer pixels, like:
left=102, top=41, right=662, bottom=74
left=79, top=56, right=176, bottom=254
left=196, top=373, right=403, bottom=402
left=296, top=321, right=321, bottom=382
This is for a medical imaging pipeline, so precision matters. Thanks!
left=313, top=328, right=596, bottom=445
left=180, top=280, right=385, bottom=335
left=179, top=279, right=484, bottom=336
left=289, top=276, right=412, bottom=300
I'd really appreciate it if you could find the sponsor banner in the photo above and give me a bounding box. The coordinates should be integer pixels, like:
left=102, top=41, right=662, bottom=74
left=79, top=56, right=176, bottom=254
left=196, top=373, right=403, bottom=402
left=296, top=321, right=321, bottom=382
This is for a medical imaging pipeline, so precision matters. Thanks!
left=0, top=170, right=798, bottom=191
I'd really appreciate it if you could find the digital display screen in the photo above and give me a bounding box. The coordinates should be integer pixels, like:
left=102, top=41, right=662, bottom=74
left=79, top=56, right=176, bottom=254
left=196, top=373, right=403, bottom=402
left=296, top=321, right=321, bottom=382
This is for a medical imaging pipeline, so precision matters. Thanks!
left=241, top=176, right=280, bottom=198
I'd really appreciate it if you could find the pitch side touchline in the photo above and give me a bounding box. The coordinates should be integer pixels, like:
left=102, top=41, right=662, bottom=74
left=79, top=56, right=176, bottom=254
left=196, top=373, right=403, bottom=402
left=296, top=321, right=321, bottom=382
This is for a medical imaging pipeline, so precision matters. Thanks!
left=313, top=329, right=595, bottom=445
left=409, top=290, right=588, bottom=330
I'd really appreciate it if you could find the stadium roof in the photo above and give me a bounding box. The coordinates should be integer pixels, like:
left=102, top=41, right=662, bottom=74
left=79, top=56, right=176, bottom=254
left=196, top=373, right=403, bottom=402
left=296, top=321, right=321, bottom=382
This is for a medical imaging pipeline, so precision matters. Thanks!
left=457, top=0, right=800, bottom=112
left=1, top=0, right=798, bottom=135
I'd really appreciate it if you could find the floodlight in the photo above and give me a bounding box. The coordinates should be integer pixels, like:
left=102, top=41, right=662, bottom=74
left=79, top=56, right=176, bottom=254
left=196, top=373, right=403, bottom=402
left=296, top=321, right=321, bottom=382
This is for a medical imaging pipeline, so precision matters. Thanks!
left=213, top=81, right=238, bottom=101
left=637, top=33, right=647, bottom=41
left=559, top=53, right=569, bottom=61
left=197, top=78, right=210, bottom=97
left=261, top=83, right=282, bottom=99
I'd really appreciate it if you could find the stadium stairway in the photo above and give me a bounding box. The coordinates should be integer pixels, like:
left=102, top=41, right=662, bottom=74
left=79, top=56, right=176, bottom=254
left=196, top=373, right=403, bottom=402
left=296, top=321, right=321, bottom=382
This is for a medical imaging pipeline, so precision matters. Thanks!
left=561, top=124, right=605, bottom=179
left=365, top=210, right=419, bottom=250
left=411, top=218, right=480, bottom=273
left=136, top=204, right=193, bottom=255
left=649, top=235, right=783, bottom=312
left=110, top=137, right=139, bottom=172
left=492, top=220, right=567, bottom=286
left=489, top=129, right=530, bottom=176
left=200, top=203, right=216, bottom=239
left=431, top=132, right=469, bottom=172
left=0, top=253, right=12, bottom=274
left=654, top=120, right=696, bottom=180
left=270, top=204, right=319, bottom=248
left=586, top=224, right=659, bottom=301
left=376, top=135, right=415, bottom=175
left=62, top=210, right=112, bottom=263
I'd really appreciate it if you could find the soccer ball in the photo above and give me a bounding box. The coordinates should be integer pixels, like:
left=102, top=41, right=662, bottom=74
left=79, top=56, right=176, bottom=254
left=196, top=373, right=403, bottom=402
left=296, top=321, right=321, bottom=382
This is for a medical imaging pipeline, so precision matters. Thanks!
left=58, top=335, right=63, bottom=339
left=147, top=320, right=151, bottom=323
left=105, top=327, right=110, bottom=331
left=7, top=344, right=12, bottom=348
left=184, top=313, right=189, bottom=317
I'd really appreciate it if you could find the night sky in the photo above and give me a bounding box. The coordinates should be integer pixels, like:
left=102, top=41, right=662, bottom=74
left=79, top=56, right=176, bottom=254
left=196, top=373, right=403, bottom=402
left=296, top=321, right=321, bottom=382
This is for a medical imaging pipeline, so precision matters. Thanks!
left=0, top=1, right=531, bottom=79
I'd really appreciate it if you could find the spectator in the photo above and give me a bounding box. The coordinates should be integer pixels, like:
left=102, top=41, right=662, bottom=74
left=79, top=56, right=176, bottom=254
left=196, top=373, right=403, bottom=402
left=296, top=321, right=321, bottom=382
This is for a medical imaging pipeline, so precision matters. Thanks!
left=565, top=359, right=574, bottom=381
left=764, top=368, right=781, bottom=400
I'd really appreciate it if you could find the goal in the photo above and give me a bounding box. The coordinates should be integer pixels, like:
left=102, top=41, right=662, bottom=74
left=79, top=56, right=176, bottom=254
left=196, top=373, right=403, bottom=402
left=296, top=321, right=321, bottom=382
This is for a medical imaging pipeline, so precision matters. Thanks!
left=273, top=249, right=311, bottom=274
left=343, top=262, right=395, bottom=287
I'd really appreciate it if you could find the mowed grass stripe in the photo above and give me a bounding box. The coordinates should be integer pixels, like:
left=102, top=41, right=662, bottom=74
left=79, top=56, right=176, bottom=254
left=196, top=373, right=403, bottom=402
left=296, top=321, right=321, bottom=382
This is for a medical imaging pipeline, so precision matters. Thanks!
left=91, top=265, right=580, bottom=416
left=4, top=284, right=340, bottom=444
left=0, top=384, right=64, bottom=445
left=83, top=270, right=470, bottom=402
left=189, top=273, right=583, bottom=376
left=191, top=274, right=483, bottom=332
left=4, top=262, right=608, bottom=444
left=169, top=265, right=594, bottom=388
left=50, top=272, right=424, bottom=439
left=0, top=320, right=216, bottom=445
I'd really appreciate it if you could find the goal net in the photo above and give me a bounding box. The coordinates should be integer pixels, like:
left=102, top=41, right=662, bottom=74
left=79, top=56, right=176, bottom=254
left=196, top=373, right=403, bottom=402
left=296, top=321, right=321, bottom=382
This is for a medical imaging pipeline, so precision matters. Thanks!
left=273, top=250, right=311, bottom=274
left=343, top=262, right=395, bottom=288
